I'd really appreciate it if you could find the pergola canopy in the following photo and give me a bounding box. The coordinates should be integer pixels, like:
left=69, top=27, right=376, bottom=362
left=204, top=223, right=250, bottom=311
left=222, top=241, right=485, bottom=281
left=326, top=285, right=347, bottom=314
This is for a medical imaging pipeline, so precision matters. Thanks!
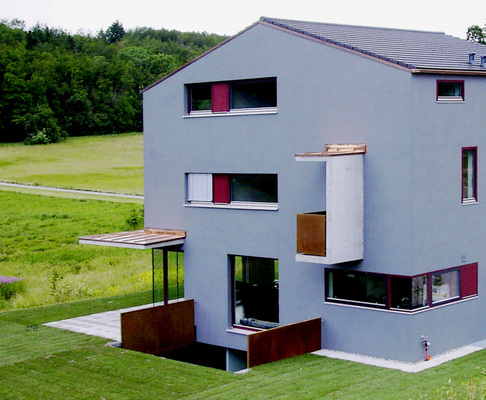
left=78, top=229, right=186, bottom=250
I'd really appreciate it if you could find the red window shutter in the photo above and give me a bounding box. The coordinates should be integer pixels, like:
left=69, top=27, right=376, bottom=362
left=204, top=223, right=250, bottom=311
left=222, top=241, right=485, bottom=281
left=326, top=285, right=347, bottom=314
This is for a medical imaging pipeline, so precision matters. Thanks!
left=213, top=174, right=230, bottom=204
left=211, top=82, right=230, bottom=112
left=461, top=263, right=478, bottom=298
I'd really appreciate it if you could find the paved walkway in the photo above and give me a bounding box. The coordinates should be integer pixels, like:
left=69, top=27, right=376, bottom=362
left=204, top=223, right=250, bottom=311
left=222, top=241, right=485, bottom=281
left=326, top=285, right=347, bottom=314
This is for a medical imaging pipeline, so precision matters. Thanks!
left=0, top=182, right=143, bottom=200
left=44, top=304, right=486, bottom=372
left=44, top=302, right=164, bottom=342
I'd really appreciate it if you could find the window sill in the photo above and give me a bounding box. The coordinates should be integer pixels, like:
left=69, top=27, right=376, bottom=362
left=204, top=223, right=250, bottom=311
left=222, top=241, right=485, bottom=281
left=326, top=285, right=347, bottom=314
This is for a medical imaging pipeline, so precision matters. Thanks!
left=436, top=98, right=465, bottom=103
left=227, top=327, right=262, bottom=336
left=184, top=202, right=278, bottom=211
left=184, top=107, right=277, bottom=118
left=326, top=295, right=477, bottom=314
left=462, top=199, right=478, bottom=206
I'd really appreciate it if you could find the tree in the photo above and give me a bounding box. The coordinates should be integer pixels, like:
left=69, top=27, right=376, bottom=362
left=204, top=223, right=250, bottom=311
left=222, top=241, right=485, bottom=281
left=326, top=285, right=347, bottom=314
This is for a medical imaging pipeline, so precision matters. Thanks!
left=105, top=20, right=125, bottom=44
left=466, top=24, right=486, bottom=44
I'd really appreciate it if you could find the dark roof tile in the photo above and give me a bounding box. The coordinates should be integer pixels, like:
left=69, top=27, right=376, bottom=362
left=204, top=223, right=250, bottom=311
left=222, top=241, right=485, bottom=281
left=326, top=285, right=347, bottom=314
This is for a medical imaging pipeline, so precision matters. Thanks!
left=261, top=17, right=486, bottom=72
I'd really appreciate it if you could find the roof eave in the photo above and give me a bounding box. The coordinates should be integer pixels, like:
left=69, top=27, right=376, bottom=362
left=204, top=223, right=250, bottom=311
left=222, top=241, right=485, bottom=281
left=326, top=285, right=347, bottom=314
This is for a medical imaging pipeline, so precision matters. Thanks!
left=411, top=68, right=486, bottom=76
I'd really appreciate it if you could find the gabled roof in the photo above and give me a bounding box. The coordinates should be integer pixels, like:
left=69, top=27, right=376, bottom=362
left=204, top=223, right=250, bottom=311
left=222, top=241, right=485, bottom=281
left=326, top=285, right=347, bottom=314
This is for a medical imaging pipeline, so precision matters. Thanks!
left=144, top=17, right=486, bottom=92
left=260, top=17, right=486, bottom=74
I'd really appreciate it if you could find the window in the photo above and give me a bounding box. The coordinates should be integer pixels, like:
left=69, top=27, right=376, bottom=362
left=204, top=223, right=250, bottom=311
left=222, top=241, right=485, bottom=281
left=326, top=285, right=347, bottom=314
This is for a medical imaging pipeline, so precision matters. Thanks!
left=327, top=270, right=387, bottom=308
left=431, top=269, right=459, bottom=304
left=462, top=147, right=477, bottom=203
left=231, top=255, right=279, bottom=329
left=325, top=263, right=477, bottom=312
left=187, top=78, right=276, bottom=115
left=187, top=173, right=278, bottom=208
left=437, top=80, right=464, bottom=101
left=390, top=275, right=428, bottom=310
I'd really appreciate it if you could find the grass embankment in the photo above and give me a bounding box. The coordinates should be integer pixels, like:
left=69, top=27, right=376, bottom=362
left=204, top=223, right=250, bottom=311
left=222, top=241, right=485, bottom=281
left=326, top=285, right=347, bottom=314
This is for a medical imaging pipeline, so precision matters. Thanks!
left=0, top=133, right=143, bottom=195
left=1, top=297, right=486, bottom=399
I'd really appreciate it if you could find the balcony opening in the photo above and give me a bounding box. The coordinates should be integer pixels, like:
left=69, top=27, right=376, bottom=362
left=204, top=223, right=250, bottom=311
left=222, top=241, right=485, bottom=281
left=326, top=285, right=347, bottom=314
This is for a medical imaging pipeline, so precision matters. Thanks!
left=297, top=211, right=326, bottom=256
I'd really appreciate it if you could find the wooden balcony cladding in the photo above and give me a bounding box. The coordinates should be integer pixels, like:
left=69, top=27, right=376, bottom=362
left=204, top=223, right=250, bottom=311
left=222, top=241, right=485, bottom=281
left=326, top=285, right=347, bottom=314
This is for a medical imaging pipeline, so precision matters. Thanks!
left=247, top=318, right=322, bottom=368
left=297, top=212, right=326, bottom=256
left=121, top=299, right=195, bottom=355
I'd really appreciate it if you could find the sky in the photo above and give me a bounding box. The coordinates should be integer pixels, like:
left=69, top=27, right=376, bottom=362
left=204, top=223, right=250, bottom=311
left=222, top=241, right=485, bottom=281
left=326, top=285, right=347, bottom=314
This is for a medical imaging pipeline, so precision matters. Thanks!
left=2, top=0, right=486, bottom=39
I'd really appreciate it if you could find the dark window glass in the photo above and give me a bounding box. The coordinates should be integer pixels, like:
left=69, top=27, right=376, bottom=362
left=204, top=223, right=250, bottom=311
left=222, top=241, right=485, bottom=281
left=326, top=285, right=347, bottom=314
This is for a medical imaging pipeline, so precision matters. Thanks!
left=390, top=275, right=427, bottom=310
left=231, top=79, right=277, bottom=109
left=231, top=174, right=278, bottom=203
left=327, top=270, right=386, bottom=306
left=190, top=84, right=211, bottom=111
left=233, top=256, right=279, bottom=328
left=437, top=81, right=464, bottom=100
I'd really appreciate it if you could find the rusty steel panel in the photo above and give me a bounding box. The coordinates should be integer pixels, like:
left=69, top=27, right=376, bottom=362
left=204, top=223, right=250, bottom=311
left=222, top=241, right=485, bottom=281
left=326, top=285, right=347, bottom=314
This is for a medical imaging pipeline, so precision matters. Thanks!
left=247, top=318, right=321, bottom=368
left=297, top=212, right=326, bottom=256
left=121, top=299, right=195, bottom=355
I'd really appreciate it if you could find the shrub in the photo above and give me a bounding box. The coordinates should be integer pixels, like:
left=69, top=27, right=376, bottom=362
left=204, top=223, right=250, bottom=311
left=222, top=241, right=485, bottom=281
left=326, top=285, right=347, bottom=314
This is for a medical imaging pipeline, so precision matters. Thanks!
left=124, top=207, right=144, bottom=230
left=0, top=276, right=24, bottom=300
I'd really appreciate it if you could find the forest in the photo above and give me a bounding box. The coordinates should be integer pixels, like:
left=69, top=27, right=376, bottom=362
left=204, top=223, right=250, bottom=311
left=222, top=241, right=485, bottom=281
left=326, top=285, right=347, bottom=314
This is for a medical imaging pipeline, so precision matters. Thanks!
left=0, top=19, right=227, bottom=144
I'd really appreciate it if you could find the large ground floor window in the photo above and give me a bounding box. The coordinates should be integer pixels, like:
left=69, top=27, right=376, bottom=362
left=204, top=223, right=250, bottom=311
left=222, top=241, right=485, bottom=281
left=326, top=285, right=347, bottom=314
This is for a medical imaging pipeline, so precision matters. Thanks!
left=231, top=255, right=279, bottom=329
left=326, top=263, right=477, bottom=312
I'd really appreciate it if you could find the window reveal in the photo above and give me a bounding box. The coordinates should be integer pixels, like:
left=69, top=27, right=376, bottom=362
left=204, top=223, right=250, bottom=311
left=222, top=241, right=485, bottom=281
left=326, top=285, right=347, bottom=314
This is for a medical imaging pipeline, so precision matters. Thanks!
left=231, top=255, right=279, bottom=329
left=187, top=173, right=278, bottom=205
left=437, top=80, right=464, bottom=101
left=187, top=78, right=277, bottom=115
left=462, top=147, right=477, bottom=203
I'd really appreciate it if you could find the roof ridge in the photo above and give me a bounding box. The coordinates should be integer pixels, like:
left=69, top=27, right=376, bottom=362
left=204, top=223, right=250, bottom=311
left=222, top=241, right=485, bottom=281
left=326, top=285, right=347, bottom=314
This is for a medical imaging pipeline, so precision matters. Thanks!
left=260, top=17, right=446, bottom=36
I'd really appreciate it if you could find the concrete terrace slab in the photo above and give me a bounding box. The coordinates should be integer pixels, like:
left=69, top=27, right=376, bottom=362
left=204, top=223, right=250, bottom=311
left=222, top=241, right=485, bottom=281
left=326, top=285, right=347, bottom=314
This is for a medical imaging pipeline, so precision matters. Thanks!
left=44, top=302, right=165, bottom=342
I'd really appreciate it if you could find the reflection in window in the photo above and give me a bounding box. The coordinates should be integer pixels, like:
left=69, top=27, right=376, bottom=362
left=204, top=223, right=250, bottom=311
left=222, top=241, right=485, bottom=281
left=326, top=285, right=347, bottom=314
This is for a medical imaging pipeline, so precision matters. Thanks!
left=232, top=255, right=279, bottom=329
left=463, top=148, right=477, bottom=203
left=432, top=270, right=460, bottom=304
left=437, top=80, right=464, bottom=101
left=231, top=174, right=278, bottom=203
left=390, top=275, right=428, bottom=310
left=190, top=84, right=212, bottom=111
left=231, top=79, right=277, bottom=109
left=327, top=270, right=387, bottom=307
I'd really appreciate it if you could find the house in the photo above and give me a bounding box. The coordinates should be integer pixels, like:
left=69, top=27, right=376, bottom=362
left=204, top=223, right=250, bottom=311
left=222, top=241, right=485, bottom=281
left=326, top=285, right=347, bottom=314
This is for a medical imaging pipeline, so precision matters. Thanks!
left=81, top=17, right=486, bottom=370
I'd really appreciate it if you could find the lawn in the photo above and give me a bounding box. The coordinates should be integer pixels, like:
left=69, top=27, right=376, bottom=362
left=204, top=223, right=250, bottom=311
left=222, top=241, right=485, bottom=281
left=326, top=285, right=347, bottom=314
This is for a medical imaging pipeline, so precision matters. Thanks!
left=1, top=297, right=486, bottom=399
left=0, top=133, right=143, bottom=195
left=0, top=190, right=150, bottom=310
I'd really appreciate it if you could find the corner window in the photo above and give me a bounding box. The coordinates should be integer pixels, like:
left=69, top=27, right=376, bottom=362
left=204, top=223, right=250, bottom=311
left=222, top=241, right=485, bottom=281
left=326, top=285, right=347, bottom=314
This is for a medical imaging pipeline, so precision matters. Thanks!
left=186, top=173, right=278, bottom=209
left=325, top=263, right=477, bottom=312
left=437, top=80, right=464, bottom=101
left=187, top=78, right=277, bottom=116
left=231, top=255, right=279, bottom=329
left=462, top=147, right=477, bottom=203
left=390, top=275, right=428, bottom=310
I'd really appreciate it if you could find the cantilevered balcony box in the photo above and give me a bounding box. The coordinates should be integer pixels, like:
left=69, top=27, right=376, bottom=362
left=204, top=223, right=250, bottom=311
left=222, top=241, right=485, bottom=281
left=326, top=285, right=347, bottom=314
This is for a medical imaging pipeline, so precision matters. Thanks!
left=296, top=144, right=365, bottom=265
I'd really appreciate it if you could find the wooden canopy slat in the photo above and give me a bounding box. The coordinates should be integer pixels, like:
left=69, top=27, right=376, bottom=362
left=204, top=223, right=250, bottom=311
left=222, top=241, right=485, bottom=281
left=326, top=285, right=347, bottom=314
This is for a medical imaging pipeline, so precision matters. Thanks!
left=78, top=229, right=186, bottom=249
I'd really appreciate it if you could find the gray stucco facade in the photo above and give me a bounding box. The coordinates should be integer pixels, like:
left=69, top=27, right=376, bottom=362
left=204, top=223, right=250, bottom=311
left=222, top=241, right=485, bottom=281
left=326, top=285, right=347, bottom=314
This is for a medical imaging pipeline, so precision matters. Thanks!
left=143, top=19, right=486, bottom=364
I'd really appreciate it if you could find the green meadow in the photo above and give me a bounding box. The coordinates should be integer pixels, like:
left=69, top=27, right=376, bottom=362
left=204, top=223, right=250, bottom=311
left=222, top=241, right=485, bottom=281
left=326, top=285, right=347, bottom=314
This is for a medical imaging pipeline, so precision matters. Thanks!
left=0, top=133, right=143, bottom=195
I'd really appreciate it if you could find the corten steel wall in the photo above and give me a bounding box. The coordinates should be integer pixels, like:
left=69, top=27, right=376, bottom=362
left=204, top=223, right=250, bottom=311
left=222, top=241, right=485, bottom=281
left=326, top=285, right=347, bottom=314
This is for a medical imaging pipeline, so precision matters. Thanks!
left=247, top=318, right=321, bottom=368
left=143, top=22, right=486, bottom=362
left=121, top=300, right=195, bottom=355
